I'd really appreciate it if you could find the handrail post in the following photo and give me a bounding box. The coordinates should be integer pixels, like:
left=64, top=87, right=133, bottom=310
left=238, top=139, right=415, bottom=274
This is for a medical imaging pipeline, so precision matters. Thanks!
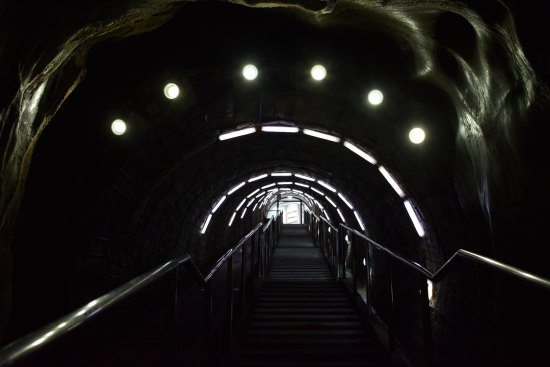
left=335, top=228, right=340, bottom=280
left=251, top=231, right=256, bottom=278
left=366, top=243, right=374, bottom=317
left=387, top=257, right=395, bottom=352
left=352, top=235, right=358, bottom=295
left=241, top=239, right=247, bottom=316
left=226, top=254, right=234, bottom=349
left=419, top=277, right=433, bottom=367
left=338, top=225, right=345, bottom=280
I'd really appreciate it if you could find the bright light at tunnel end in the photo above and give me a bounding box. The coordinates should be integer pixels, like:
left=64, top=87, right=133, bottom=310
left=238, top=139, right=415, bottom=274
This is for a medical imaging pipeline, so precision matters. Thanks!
left=409, top=127, right=426, bottom=144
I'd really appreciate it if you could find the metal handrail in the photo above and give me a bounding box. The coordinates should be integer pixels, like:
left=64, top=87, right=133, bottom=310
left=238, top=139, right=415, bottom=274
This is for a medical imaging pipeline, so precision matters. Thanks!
left=340, top=224, right=550, bottom=289
left=308, top=210, right=338, bottom=231
left=0, top=217, right=279, bottom=366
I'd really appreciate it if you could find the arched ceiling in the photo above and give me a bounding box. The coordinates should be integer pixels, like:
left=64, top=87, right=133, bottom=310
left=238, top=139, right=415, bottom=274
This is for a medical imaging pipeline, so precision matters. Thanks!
left=1, top=1, right=549, bottom=340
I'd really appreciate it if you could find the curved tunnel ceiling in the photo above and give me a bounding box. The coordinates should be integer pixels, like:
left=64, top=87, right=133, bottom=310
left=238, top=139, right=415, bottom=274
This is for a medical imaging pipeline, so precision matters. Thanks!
left=1, top=0, right=548, bottom=287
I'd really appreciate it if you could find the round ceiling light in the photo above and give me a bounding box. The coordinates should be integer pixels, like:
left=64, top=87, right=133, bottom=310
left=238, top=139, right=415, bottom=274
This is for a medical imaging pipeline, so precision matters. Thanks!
left=367, top=89, right=384, bottom=106
left=242, top=64, right=258, bottom=81
left=409, top=127, right=426, bottom=144
left=163, top=83, right=180, bottom=99
left=111, top=119, right=127, bottom=136
left=310, top=65, right=327, bottom=81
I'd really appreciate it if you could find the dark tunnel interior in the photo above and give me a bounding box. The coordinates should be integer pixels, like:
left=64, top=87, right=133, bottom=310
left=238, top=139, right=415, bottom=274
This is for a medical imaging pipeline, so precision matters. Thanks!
left=0, top=1, right=549, bottom=366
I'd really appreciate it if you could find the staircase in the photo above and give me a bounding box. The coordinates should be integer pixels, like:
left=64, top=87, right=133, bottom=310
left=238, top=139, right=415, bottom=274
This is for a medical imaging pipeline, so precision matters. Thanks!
left=235, top=225, right=390, bottom=367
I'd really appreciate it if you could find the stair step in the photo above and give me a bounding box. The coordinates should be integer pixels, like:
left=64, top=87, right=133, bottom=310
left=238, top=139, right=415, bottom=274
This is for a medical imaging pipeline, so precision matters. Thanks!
left=247, top=329, right=367, bottom=336
left=249, top=321, right=364, bottom=329
left=236, top=360, right=386, bottom=367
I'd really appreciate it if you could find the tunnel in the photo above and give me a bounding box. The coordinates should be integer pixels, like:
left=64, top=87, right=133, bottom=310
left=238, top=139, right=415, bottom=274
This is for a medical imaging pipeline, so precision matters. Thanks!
left=0, top=1, right=549, bottom=366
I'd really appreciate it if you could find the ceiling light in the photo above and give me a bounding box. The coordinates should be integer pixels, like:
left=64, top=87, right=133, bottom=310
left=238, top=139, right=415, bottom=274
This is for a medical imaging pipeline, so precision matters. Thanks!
left=318, top=181, right=336, bottom=192
left=212, top=196, right=226, bottom=213
left=354, top=211, right=366, bottom=231
left=267, top=188, right=278, bottom=192
left=409, top=127, right=426, bottom=144
left=261, top=126, right=299, bottom=133
left=310, top=65, right=327, bottom=81
left=219, top=127, right=256, bottom=141
left=255, top=191, right=266, bottom=198
left=271, top=172, right=292, bottom=177
left=378, top=166, right=406, bottom=198
left=292, top=189, right=303, bottom=194
left=247, top=189, right=260, bottom=198
left=111, top=119, right=127, bottom=136
left=228, top=182, right=245, bottom=195
left=325, top=196, right=337, bottom=207
left=242, top=64, right=258, bottom=80
left=277, top=182, right=292, bottom=185
left=295, top=174, right=315, bottom=181
left=367, top=89, right=384, bottom=106
left=228, top=212, right=237, bottom=227
left=337, top=208, right=346, bottom=223
left=163, top=83, right=180, bottom=99
left=249, top=174, right=268, bottom=182
left=262, top=183, right=276, bottom=189
left=404, top=200, right=425, bottom=237
left=338, top=193, right=354, bottom=209
left=236, top=198, right=246, bottom=211
left=343, top=141, right=377, bottom=165
left=240, top=207, right=247, bottom=218
left=323, top=210, right=331, bottom=221
left=311, top=187, right=324, bottom=195
left=295, top=182, right=309, bottom=188
left=246, top=198, right=255, bottom=207
left=252, top=202, right=259, bottom=211
left=200, top=214, right=212, bottom=234
left=303, top=129, right=341, bottom=143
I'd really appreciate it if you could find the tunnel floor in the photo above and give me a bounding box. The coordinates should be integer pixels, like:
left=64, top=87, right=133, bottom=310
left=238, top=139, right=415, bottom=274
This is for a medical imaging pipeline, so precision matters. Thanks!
left=234, top=224, right=390, bottom=366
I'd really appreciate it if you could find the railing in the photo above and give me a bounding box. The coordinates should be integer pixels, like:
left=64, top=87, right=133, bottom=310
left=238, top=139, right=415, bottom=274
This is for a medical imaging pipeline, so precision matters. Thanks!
left=0, top=213, right=282, bottom=366
left=304, top=210, right=550, bottom=367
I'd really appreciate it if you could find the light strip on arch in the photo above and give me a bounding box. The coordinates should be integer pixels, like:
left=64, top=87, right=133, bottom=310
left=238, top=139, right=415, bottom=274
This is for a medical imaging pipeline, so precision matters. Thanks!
left=212, top=121, right=421, bottom=237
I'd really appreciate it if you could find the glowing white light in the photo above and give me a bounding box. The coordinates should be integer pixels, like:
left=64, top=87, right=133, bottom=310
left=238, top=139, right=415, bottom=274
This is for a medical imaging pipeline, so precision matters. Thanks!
left=163, top=83, right=180, bottom=99
left=228, top=212, right=237, bottom=226
left=404, top=200, right=425, bottom=237
left=200, top=214, right=212, bottom=234
left=311, top=187, right=324, bottom=195
left=56, top=322, right=68, bottom=329
left=278, top=181, right=292, bottom=185
left=255, top=191, right=266, bottom=198
left=409, top=127, right=426, bottom=144
left=261, top=126, right=299, bottom=133
left=267, top=188, right=278, bottom=192
left=318, top=181, right=336, bottom=192
left=337, top=208, right=346, bottom=223
left=246, top=198, right=255, bottom=207
left=363, top=258, right=366, bottom=266
left=345, top=235, right=349, bottom=243
left=323, top=210, right=331, bottom=221
left=219, top=127, right=256, bottom=141
left=325, top=196, right=337, bottom=207
left=236, top=198, right=246, bottom=211
left=111, top=119, right=127, bottom=136
left=295, top=182, right=309, bottom=188
left=310, top=65, right=327, bottom=81
left=354, top=211, right=366, bottom=231
left=242, top=64, right=259, bottom=80
left=314, top=200, right=324, bottom=210
left=295, top=174, right=315, bottom=181
left=272, top=172, right=292, bottom=177
left=304, top=193, right=314, bottom=200
left=77, top=309, right=87, bottom=316
left=249, top=174, right=268, bottom=182
left=328, top=227, right=332, bottom=233
left=343, top=141, right=377, bottom=165
left=247, top=189, right=260, bottom=198
left=292, top=189, right=303, bottom=194
left=338, top=193, right=354, bottom=209
left=252, top=202, right=259, bottom=211
left=212, top=196, right=227, bottom=213
left=378, top=166, right=406, bottom=198
left=427, top=280, right=434, bottom=300
left=262, top=183, right=276, bottom=189
left=240, top=208, right=247, bottom=218
left=279, top=188, right=291, bottom=191
left=303, top=129, right=341, bottom=143
left=367, top=89, right=384, bottom=106
left=228, top=182, right=245, bottom=195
